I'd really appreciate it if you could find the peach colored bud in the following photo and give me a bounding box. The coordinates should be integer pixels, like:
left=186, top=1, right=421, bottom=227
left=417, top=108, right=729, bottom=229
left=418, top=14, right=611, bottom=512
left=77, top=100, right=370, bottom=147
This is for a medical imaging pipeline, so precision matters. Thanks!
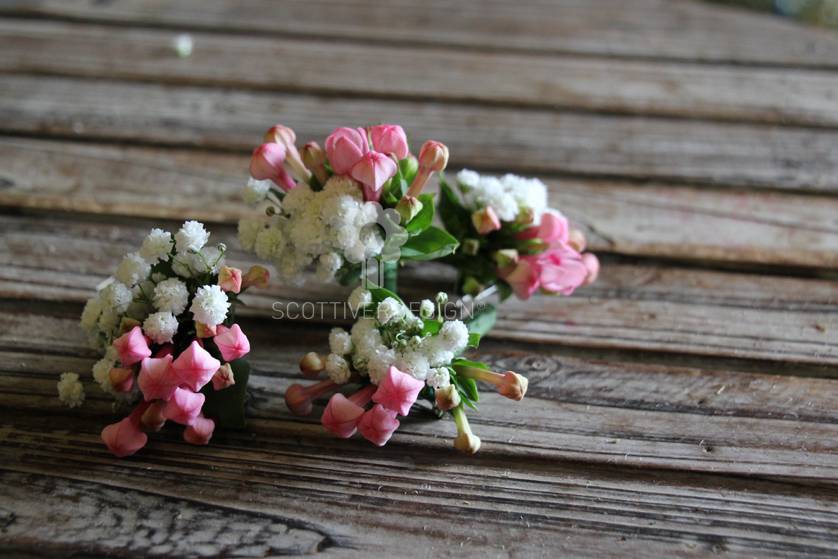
left=212, top=363, right=236, bottom=391
left=493, top=248, right=519, bottom=269
left=264, top=124, right=296, bottom=146
left=471, top=207, right=501, bottom=235
left=195, top=321, right=217, bottom=338
left=582, top=252, right=600, bottom=285
left=568, top=229, right=587, bottom=253
left=434, top=384, right=460, bottom=411
left=109, top=367, right=134, bottom=393
left=299, top=352, right=325, bottom=377
left=395, top=195, right=423, bottom=224
left=301, top=141, right=329, bottom=184
left=462, top=238, right=480, bottom=256
left=284, top=379, right=338, bottom=416
left=218, top=266, right=242, bottom=294
left=241, top=265, right=270, bottom=289
left=140, top=401, right=167, bottom=432
left=498, top=371, right=528, bottom=401
left=452, top=406, right=481, bottom=455
left=418, top=140, right=449, bottom=172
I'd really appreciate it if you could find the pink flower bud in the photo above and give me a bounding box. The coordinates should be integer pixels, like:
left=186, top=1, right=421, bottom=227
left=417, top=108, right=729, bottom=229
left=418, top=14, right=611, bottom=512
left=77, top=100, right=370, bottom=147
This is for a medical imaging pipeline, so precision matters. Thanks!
left=517, top=210, right=569, bottom=246
left=140, top=401, right=167, bottom=432
left=357, top=404, right=400, bottom=446
left=568, top=228, right=587, bottom=253
left=112, top=326, right=151, bottom=367
left=241, top=265, right=270, bottom=290
left=101, top=416, right=148, bottom=457
left=538, top=246, right=588, bottom=296
left=299, top=352, right=325, bottom=377
left=471, top=206, right=501, bottom=235
left=218, top=266, right=242, bottom=293
left=350, top=151, right=398, bottom=202
left=211, top=363, right=236, bottom=391
left=263, top=124, right=311, bottom=183
left=163, top=387, right=205, bottom=425
left=195, top=321, right=217, bottom=338
left=213, top=324, right=250, bottom=362
left=321, top=392, right=366, bottom=438
left=371, top=366, right=424, bottom=417
left=418, top=140, right=449, bottom=172
left=109, top=367, right=135, bottom=393
left=138, top=355, right=177, bottom=402
left=183, top=414, right=215, bottom=445
left=172, top=340, right=220, bottom=392
left=455, top=366, right=529, bottom=401
left=285, top=379, right=338, bottom=416
left=249, top=142, right=286, bottom=182
left=582, top=252, right=600, bottom=285
left=263, top=123, right=296, bottom=146
left=369, top=124, right=409, bottom=160
left=325, top=127, right=369, bottom=175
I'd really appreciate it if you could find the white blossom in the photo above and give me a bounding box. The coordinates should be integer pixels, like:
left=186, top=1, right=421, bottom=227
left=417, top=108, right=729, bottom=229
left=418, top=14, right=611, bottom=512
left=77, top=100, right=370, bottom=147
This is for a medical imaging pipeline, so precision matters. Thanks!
left=92, top=356, right=115, bottom=392
left=316, top=252, right=343, bottom=282
left=254, top=227, right=285, bottom=261
left=174, top=220, right=209, bottom=253
left=80, top=296, right=103, bottom=332
left=376, top=297, right=405, bottom=326
left=367, top=347, right=396, bottom=385
left=238, top=218, right=265, bottom=252
left=243, top=177, right=273, bottom=205
left=456, top=169, right=481, bottom=189
left=394, top=350, right=430, bottom=381
left=100, top=281, right=133, bottom=314
left=347, top=287, right=372, bottom=314
left=57, top=372, right=85, bottom=408
left=427, top=368, right=451, bottom=389
left=325, top=353, right=351, bottom=384
left=419, top=299, right=435, bottom=320
left=142, top=311, right=179, bottom=344
left=438, top=320, right=469, bottom=353
left=152, top=278, right=189, bottom=315
left=115, top=252, right=151, bottom=287
left=139, top=228, right=174, bottom=263
left=190, top=284, right=229, bottom=326
left=328, top=327, right=353, bottom=355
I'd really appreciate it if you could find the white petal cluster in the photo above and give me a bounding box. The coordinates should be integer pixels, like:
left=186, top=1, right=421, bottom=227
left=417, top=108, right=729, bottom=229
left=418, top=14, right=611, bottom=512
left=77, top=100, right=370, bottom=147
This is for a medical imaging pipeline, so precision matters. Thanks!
left=142, top=311, right=179, bottom=344
left=57, top=372, right=85, bottom=408
left=172, top=246, right=224, bottom=278
left=175, top=220, right=210, bottom=253
left=243, top=177, right=273, bottom=205
left=329, top=327, right=353, bottom=355
left=376, top=297, right=405, bottom=326
left=347, top=286, right=372, bottom=313
left=115, top=252, right=151, bottom=287
left=92, top=351, right=116, bottom=393
left=153, top=278, right=189, bottom=315
left=457, top=169, right=549, bottom=224
left=325, top=353, right=351, bottom=384
left=427, top=368, right=451, bottom=390
left=239, top=176, right=383, bottom=283
left=419, top=299, right=435, bottom=319
left=139, top=228, right=174, bottom=263
left=190, top=284, right=230, bottom=326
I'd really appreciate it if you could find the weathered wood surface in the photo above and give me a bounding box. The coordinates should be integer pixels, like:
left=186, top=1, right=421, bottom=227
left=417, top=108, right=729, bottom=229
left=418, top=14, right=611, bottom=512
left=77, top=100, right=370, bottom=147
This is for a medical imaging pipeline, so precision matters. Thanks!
left=3, top=75, right=838, bottom=192
left=3, top=138, right=838, bottom=270
left=3, top=20, right=838, bottom=127
left=1, top=0, right=837, bottom=556
left=3, top=0, right=838, bottom=67
left=2, top=213, right=836, bottom=367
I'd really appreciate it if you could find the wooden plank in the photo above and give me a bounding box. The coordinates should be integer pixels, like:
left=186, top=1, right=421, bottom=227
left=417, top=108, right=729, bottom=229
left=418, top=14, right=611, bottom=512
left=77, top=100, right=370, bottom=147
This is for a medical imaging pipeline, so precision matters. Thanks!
left=2, top=138, right=838, bottom=270
left=3, top=21, right=838, bottom=128
left=2, top=0, right=838, bottom=68
left=1, top=213, right=836, bottom=366
left=1, top=76, right=837, bottom=192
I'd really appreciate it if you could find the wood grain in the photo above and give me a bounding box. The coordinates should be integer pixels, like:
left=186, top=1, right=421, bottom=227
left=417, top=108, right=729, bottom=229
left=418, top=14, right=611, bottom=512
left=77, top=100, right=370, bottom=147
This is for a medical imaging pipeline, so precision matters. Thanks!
left=1, top=76, right=838, bottom=192
left=2, top=138, right=838, bottom=270
left=3, top=20, right=838, bottom=127
left=3, top=0, right=838, bottom=67
left=1, top=213, right=835, bottom=366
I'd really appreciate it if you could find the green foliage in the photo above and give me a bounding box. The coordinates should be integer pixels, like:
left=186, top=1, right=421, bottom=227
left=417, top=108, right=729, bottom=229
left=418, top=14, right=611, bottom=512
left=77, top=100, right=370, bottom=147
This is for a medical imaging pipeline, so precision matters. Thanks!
left=400, top=226, right=459, bottom=261
left=404, top=193, right=435, bottom=234
left=438, top=175, right=471, bottom=241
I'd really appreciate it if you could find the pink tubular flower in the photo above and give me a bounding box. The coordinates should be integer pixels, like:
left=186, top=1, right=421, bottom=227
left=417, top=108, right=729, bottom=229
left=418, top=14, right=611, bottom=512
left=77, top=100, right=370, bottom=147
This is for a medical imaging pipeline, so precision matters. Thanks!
left=369, top=124, right=409, bottom=159
left=183, top=414, right=215, bottom=445
left=101, top=417, right=148, bottom=458
left=163, top=387, right=205, bottom=425
left=137, top=355, right=177, bottom=402
left=582, top=252, right=600, bottom=285
left=350, top=151, right=397, bottom=202
left=517, top=210, right=569, bottom=245
left=213, top=324, right=250, bottom=362
left=499, top=257, right=541, bottom=300
left=405, top=140, right=449, bottom=197
left=537, top=246, right=588, bottom=296
left=218, top=266, right=242, bottom=294
left=471, top=207, right=501, bottom=235
left=172, top=340, right=220, bottom=392
left=112, top=326, right=151, bottom=367
left=325, top=127, right=369, bottom=175
left=249, top=142, right=285, bottom=180
left=357, top=404, right=400, bottom=446
left=371, top=366, right=424, bottom=417
left=285, top=379, right=339, bottom=416
left=321, top=385, right=375, bottom=438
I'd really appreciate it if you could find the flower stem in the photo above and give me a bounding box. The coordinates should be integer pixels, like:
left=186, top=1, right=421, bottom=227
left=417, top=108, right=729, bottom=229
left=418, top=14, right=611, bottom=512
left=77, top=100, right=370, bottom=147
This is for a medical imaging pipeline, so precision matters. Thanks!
left=382, top=259, right=398, bottom=293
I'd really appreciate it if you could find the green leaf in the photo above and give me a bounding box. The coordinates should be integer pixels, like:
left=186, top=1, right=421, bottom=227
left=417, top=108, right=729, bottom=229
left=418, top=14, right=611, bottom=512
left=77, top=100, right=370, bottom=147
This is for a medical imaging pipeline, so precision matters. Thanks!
left=438, top=175, right=471, bottom=241
left=201, top=359, right=250, bottom=429
left=465, top=304, right=497, bottom=339
left=400, top=226, right=459, bottom=261
left=451, top=358, right=490, bottom=371
left=405, top=193, right=435, bottom=234
left=463, top=377, right=480, bottom=403
left=467, top=332, right=481, bottom=349
left=421, top=318, right=442, bottom=336
left=369, top=285, right=403, bottom=304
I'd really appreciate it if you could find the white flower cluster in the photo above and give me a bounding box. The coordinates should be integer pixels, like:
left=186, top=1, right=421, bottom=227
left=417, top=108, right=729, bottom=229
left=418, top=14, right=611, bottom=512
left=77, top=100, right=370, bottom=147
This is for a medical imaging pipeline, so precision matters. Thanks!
left=57, top=372, right=85, bottom=408
left=238, top=176, right=384, bottom=284
left=456, top=169, right=549, bottom=224
left=80, top=220, right=229, bottom=352
left=323, top=287, right=468, bottom=387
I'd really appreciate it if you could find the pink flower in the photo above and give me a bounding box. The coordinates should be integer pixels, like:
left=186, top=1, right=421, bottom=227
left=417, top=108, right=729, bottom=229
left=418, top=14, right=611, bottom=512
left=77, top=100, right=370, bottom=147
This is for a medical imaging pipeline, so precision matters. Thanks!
left=183, top=414, right=215, bottom=445
left=582, top=252, right=600, bottom=285
left=517, top=210, right=569, bottom=245
left=241, top=265, right=270, bottom=290
left=417, top=140, right=448, bottom=172
left=108, top=367, right=134, bottom=393
left=249, top=143, right=296, bottom=191
left=350, top=151, right=397, bottom=202
left=163, top=387, right=205, bottom=425
left=218, top=266, right=242, bottom=293
left=213, top=324, right=250, bottom=362
left=285, top=379, right=338, bottom=416
left=137, top=355, right=177, bottom=401
left=101, top=417, right=148, bottom=457
left=320, top=385, right=376, bottom=439
left=172, top=341, right=220, bottom=392
left=112, top=326, right=151, bottom=367
left=371, top=366, right=424, bottom=416
left=325, top=127, right=369, bottom=175
left=357, top=404, right=400, bottom=446
left=369, top=124, right=409, bottom=159
left=537, top=246, right=588, bottom=296
left=499, top=257, right=541, bottom=300
left=471, top=207, right=501, bottom=235
left=155, top=344, right=174, bottom=358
